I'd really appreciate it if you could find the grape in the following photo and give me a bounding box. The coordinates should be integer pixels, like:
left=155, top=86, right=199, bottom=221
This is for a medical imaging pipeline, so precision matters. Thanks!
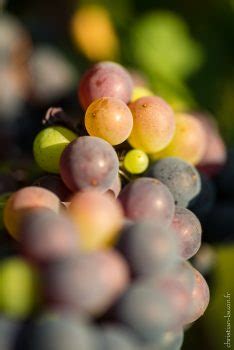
left=151, top=113, right=207, bottom=165
left=0, top=257, right=40, bottom=318
left=142, top=329, right=184, bottom=350
left=60, top=136, right=119, bottom=192
left=44, top=250, right=129, bottom=316
left=171, top=207, right=202, bottom=260
left=115, top=277, right=189, bottom=342
left=101, top=324, right=140, bottom=350
left=21, top=314, right=98, bottom=350
left=78, top=61, right=133, bottom=110
left=128, top=96, right=175, bottom=154
left=0, top=317, right=21, bottom=350
left=68, top=190, right=123, bottom=251
left=118, top=177, right=175, bottom=225
left=85, top=97, right=133, bottom=145
left=123, top=149, right=149, bottom=174
left=33, top=126, right=77, bottom=173
left=3, top=186, right=60, bottom=240
left=148, top=157, right=201, bottom=207
left=107, top=175, right=121, bottom=198
left=117, top=221, right=179, bottom=277
left=131, top=86, right=153, bottom=102
left=192, top=244, right=216, bottom=275
left=20, top=209, right=78, bottom=264
left=33, top=175, right=72, bottom=202
left=183, top=268, right=210, bottom=324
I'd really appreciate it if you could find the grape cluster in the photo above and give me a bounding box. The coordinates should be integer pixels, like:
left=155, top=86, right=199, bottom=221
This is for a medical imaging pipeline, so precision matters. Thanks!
left=0, top=61, right=216, bottom=350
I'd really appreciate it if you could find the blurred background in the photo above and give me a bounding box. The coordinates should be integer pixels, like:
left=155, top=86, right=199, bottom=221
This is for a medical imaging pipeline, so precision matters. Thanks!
left=0, top=0, right=233, bottom=349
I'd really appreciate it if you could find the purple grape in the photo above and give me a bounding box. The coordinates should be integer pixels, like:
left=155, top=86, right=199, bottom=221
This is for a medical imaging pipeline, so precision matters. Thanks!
left=20, top=209, right=78, bottom=264
left=43, top=249, right=129, bottom=316
left=117, top=221, right=179, bottom=276
left=60, top=136, right=119, bottom=192
left=148, top=157, right=201, bottom=207
left=78, top=61, right=133, bottom=110
left=142, top=329, right=184, bottom=350
left=118, top=177, right=175, bottom=225
left=171, top=207, right=202, bottom=260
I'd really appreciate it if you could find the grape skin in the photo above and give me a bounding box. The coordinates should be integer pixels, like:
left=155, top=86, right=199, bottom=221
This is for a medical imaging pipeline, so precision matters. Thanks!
left=60, top=136, right=119, bottom=192
left=3, top=186, right=61, bottom=240
left=117, top=221, right=179, bottom=277
left=128, top=96, right=175, bottom=154
left=78, top=61, right=133, bottom=110
left=118, top=177, right=175, bottom=226
left=171, top=207, right=202, bottom=260
left=20, top=209, right=78, bottom=264
left=124, top=149, right=149, bottom=174
left=148, top=157, right=201, bottom=207
left=43, top=250, right=129, bottom=316
left=101, top=324, right=140, bottom=350
left=68, top=190, right=124, bottom=251
left=85, top=97, right=133, bottom=145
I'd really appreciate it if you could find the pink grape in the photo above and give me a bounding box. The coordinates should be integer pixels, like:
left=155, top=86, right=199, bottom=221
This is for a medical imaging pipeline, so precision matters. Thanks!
left=78, top=61, right=133, bottom=110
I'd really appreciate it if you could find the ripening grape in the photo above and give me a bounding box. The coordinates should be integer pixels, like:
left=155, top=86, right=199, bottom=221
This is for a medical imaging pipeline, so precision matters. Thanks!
left=123, top=149, right=149, bottom=174
left=183, top=268, right=210, bottom=324
left=143, top=329, right=184, bottom=350
left=33, top=126, right=77, bottom=173
left=68, top=191, right=123, bottom=251
left=85, top=97, right=133, bottom=145
left=118, top=177, right=175, bottom=225
left=0, top=317, right=21, bottom=350
left=131, top=86, right=153, bottom=102
left=151, top=113, right=207, bottom=165
left=3, top=187, right=60, bottom=240
left=128, top=96, right=175, bottom=154
left=101, top=324, right=140, bottom=350
left=60, top=136, right=119, bottom=192
left=33, top=175, right=72, bottom=202
left=148, top=157, right=201, bottom=207
left=78, top=61, right=133, bottom=110
left=171, top=207, right=202, bottom=260
left=20, top=209, right=78, bottom=264
left=117, top=221, right=179, bottom=276
left=44, top=250, right=129, bottom=316
left=21, top=314, right=98, bottom=350
left=0, top=257, right=40, bottom=318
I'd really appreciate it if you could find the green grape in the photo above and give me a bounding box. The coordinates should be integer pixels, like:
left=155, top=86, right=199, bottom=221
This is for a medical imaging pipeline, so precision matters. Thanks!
left=0, top=257, right=40, bottom=318
left=33, top=126, right=77, bottom=173
left=124, top=149, right=149, bottom=174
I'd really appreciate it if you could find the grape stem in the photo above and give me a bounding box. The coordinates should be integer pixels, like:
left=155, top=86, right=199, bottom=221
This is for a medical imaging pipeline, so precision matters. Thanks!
left=42, top=107, right=77, bottom=133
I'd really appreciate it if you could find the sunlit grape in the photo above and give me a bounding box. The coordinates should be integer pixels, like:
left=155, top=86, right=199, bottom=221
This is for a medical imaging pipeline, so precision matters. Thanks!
left=85, top=97, right=133, bottom=145
left=128, top=96, right=175, bottom=154
left=3, top=186, right=60, bottom=240
left=152, top=113, right=207, bottom=165
left=78, top=61, right=133, bottom=110
left=124, top=149, right=149, bottom=174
